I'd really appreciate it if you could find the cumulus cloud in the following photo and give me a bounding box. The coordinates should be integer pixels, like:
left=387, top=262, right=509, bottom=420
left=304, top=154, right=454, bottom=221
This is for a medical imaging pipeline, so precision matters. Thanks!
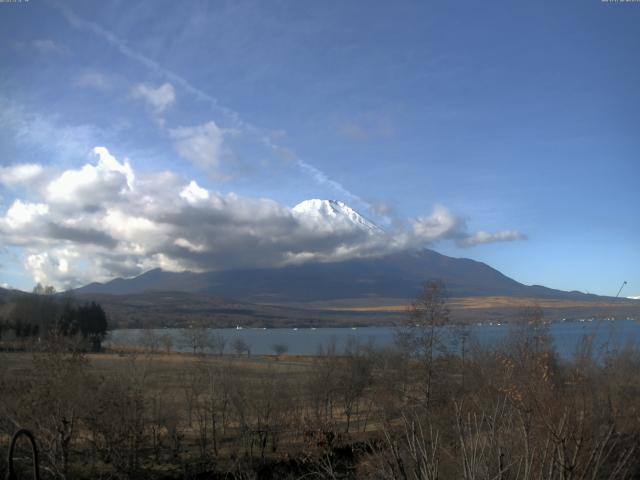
left=411, top=205, right=465, bottom=243
left=180, top=181, right=210, bottom=204
left=169, top=121, right=236, bottom=177
left=131, top=82, right=175, bottom=113
left=4, top=200, right=49, bottom=229
left=0, top=147, right=384, bottom=287
left=409, top=205, right=527, bottom=249
left=46, top=146, right=134, bottom=208
left=0, top=147, right=525, bottom=289
left=27, top=250, right=75, bottom=286
left=0, top=164, right=44, bottom=188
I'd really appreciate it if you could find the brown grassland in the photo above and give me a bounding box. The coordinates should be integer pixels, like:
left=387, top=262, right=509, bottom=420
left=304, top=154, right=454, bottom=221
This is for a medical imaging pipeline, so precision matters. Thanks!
left=1, top=286, right=640, bottom=479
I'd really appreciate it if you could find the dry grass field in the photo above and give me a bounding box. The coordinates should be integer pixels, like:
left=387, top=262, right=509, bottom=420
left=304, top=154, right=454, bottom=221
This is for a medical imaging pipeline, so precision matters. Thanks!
left=2, top=285, right=640, bottom=479
left=3, top=326, right=640, bottom=480
left=322, top=296, right=640, bottom=323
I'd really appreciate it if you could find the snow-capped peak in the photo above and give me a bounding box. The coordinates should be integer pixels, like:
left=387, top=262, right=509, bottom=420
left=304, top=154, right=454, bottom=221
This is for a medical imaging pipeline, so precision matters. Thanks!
left=292, top=199, right=383, bottom=233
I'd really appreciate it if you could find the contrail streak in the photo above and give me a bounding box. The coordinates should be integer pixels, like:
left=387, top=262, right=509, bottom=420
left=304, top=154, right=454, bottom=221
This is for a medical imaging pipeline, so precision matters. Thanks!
left=52, top=1, right=369, bottom=209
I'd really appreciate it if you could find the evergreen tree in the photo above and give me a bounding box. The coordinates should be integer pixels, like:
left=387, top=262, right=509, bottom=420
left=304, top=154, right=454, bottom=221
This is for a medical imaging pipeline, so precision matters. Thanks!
left=78, top=302, right=108, bottom=352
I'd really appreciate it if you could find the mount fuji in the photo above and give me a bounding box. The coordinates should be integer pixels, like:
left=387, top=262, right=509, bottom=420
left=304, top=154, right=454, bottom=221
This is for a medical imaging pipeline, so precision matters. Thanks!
left=292, top=199, right=383, bottom=234
left=71, top=198, right=639, bottom=316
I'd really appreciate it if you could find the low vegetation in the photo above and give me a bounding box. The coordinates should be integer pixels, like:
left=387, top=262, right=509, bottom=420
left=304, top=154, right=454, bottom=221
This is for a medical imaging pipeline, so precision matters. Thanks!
left=1, top=282, right=639, bottom=479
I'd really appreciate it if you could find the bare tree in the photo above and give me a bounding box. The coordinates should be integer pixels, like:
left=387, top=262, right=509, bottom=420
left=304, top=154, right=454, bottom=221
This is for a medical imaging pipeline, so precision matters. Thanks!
left=33, top=283, right=56, bottom=295
left=338, top=340, right=373, bottom=433
left=308, top=338, right=340, bottom=425
left=209, top=332, right=226, bottom=356
left=398, top=280, right=450, bottom=410
left=181, top=327, right=212, bottom=354
left=361, top=414, right=440, bottom=480
left=28, top=340, right=88, bottom=479
left=271, top=343, right=288, bottom=358
left=232, top=338, right=250, bottom=357
left=160, top=333, right=173, bottom=354
left=84, top=356, right=150, bottom=478
left=140, top=329, right=160, bottom=353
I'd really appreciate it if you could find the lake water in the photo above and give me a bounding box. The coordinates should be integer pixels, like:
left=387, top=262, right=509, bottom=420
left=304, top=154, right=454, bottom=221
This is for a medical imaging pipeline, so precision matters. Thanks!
left=105, top=318, right=640, bottom=359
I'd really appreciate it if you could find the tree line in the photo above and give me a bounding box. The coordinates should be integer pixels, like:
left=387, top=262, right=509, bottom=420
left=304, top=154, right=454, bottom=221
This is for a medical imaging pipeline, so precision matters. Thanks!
left=0, top=284, right=108, bottom=352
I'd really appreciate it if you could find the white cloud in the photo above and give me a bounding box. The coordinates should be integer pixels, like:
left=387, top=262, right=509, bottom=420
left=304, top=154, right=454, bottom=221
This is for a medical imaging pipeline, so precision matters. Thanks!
left=93, top=146, right=135, bottom=189
left=131, top=82, right=175, bottom=113
left=412, top=205, right=464, bottom=242
left=0, top=146, right=525, bottom=289
left=409, top=205, right=527, bottom=248
left=458, top=230, right=528, bottom=247
left=0, top=146, right=379, bottom=287
left=46, top=146, right=134, bottom=205
left=0, top=164, right=44, bottom=188
left=3, top=200, right=49, bottom=229
left=174, top=237, right=207, bottom=253
left=26, top=249, right=80, bottom=287
left=54, top=4, right=373, bottom=208
left=169, top=121, right=236, bottom=176
left=180, top=181, right=210, bottom=204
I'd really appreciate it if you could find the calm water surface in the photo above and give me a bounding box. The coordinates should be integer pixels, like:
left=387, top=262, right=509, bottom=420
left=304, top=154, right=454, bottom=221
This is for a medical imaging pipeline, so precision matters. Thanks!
left=106, top=318, right=640, bottom=359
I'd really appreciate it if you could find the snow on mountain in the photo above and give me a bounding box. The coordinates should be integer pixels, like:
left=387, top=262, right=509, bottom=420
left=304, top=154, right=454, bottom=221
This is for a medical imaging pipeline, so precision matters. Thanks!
left=628, top=295, right=640, bottom=300
left=292, top=199, right=383, bottom=234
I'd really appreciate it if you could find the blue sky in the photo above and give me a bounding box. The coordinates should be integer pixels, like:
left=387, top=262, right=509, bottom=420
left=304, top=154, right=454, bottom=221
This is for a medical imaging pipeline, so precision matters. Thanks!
left=0, top=0, right=638, bottom=297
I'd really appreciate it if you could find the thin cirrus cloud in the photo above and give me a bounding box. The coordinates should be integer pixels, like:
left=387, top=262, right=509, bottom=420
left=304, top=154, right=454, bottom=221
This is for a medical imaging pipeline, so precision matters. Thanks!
left=130, top=85, right=239, bottom=178
left=14, top=39, right=69, bottom=55
left=0, top=147, right=526, bottom=289
left=0, top=97, right=102, bottom=164
left=337, top=123, right=370, bottom=141
left=75, top=71, right=114, bottom=91
left=458, top=230, right=528, bottom=247
left=337, top=116, right=394, bottom=142
left=131, top=82, right=176, bottom=114
left=168, top=121, right=237, bottom=178
left=54, top=2, right=373, bottom=211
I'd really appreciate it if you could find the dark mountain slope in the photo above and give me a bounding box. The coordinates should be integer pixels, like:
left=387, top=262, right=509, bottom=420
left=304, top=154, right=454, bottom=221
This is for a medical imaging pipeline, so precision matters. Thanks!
left=73, top=249, right=605, bottom=303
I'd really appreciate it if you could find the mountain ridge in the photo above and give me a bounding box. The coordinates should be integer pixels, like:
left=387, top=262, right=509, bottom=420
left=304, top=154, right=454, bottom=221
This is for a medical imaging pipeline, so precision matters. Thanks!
left=72, top=248, right=612, bottom=304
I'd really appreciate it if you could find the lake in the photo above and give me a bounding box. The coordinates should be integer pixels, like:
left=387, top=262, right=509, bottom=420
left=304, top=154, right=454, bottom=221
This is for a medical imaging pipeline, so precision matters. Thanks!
left=105, top=318, right=640, bottom=359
